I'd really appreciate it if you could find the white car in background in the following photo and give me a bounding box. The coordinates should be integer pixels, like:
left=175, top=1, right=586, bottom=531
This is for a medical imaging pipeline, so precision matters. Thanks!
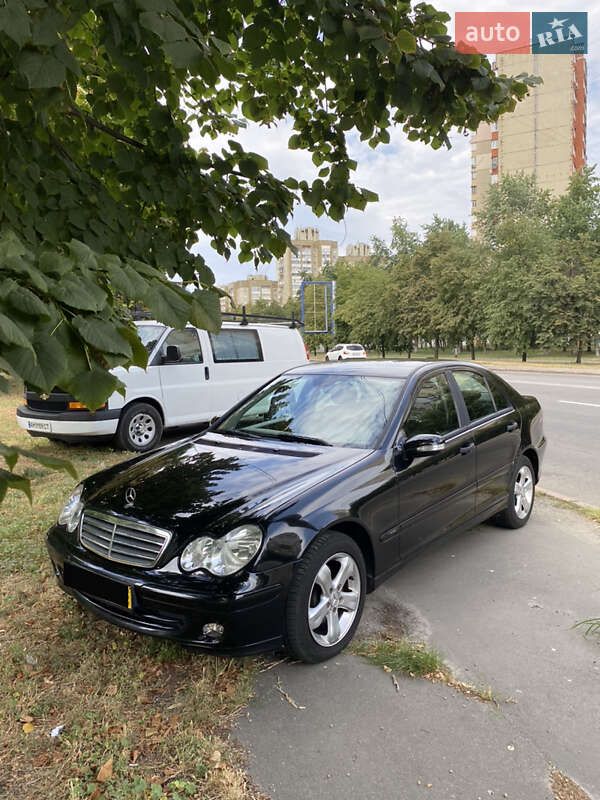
left=325, top=343, right=367, bottom=361
left=17, top=318, right=309, bottom=451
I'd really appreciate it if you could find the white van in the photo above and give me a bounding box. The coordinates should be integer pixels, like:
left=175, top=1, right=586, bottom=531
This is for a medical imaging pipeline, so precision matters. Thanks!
left=17, top=318, right=309, bottom=451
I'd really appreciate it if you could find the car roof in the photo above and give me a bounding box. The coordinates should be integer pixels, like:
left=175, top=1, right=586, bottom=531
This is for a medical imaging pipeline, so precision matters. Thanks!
left=134, top=320, right=297, bottom=331
left=287, top=360, right=495, bottom=379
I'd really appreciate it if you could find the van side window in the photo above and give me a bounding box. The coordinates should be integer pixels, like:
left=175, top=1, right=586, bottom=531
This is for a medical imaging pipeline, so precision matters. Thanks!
left=161, top=329, right=203, bottom=364
left=209, top=330, right=263, bottom=363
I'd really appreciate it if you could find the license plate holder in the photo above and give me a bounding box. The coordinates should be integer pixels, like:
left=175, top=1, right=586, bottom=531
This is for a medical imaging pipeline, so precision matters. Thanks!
left=64, top=564, right=132, bottom=609
left=27, top=420, right=52, bottom=433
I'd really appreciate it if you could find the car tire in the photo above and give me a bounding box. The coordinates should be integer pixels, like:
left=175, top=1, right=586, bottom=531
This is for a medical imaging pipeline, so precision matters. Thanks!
left=285, top=532, right=366, bottom=663
left=116, top=403, right=163, bottom=452
left=338, top=355, right=343, bottom=361
left=492, top=455, right=535, bottom=529
left=325, top=356, right=329, bottom=361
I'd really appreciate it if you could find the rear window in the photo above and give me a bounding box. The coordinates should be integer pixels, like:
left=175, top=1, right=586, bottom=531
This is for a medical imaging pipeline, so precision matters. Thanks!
left=209, top=329, right=263, bottom=363
left=347, top=345, right=364, bottom=351
left=453, top=370, right=496, bottom=421
left=487, top=375, right=511, bottom=411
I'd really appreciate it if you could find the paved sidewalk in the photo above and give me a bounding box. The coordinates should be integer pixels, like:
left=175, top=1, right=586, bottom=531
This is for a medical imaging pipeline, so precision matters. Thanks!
left=234, top=499, right=600, bottom=799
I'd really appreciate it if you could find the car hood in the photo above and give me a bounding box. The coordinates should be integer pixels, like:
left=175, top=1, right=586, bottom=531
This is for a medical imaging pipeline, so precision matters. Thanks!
left=83, top=432, right=367, bottom=539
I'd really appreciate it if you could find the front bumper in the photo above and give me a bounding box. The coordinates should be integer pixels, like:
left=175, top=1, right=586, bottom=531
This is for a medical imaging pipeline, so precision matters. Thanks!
left=17, top=406, right=120, bottom=438
left=47, top=526, right=291, bottom=655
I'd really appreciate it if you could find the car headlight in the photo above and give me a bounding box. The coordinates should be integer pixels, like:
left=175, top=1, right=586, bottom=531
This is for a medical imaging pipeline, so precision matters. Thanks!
left=180, top=524, right=263, bottom=577
left=58, top=483, right=84, bottom=532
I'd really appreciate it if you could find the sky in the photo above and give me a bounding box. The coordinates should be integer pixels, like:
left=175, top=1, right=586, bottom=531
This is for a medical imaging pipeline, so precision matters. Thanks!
left=190, top=1, right=600, bottom=287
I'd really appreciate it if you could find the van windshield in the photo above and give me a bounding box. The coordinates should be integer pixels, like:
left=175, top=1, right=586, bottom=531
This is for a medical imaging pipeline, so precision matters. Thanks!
left=137, top=325, right=165, bottom=355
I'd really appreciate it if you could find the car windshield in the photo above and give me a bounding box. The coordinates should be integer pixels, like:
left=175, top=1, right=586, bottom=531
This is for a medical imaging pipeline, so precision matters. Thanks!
left=216, top=373, right=405, bottom=449
left=136, top=325, right=165, bottom=354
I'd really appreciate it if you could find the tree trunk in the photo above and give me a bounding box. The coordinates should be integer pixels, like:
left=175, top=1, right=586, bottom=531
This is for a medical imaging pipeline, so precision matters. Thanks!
left=434, top=336, right=439, bottom=360
left=596, top=338, right=600, bottom=358
left=407, top=340, right=412, bottom=359
left=380, top=336, right=385, bottom=360
left=521, top=350, right=527, bottom=362
left=470, top=339, right=475, bottom=360
left=576, top=339, right=583, bottom=364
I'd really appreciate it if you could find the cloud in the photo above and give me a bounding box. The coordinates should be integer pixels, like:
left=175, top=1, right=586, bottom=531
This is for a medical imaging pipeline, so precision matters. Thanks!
left=188, top=0, right=599, bottom=287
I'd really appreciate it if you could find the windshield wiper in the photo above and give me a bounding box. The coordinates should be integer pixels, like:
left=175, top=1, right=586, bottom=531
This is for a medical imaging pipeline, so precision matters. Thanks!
left=265, top=432, right=332, bottom=447
left=213, top=429, right=262, bottom=440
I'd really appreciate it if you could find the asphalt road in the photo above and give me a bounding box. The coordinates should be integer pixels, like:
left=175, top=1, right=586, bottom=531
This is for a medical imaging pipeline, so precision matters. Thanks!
left=235, top=498, right=600, bottom=800
left=497, top=370, right=600, bottom=506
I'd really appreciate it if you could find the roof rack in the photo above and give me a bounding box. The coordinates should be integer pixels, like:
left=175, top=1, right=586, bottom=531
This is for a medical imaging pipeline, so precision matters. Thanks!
left=131, top=304, right=302, bottom=328
left=222, top=306, right=302, bottom=329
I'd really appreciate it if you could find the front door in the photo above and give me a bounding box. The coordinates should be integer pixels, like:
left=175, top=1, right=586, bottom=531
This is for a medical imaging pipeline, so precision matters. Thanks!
left=156, top=328, right=210, bottom=427
left=394, top=372, right=476, bottom=557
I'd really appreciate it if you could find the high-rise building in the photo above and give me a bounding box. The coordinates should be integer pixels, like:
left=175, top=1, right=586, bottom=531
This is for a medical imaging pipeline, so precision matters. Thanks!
left=338, top=242, right=371, bottom=264
left=277, top=227, right=338, bottom=304
left=219, top=274, right=278, bottom=312
left=471, top=53, right=586, bottom=224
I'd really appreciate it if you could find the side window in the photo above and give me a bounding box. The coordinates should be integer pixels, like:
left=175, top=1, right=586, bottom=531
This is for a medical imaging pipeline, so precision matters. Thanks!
left=161, top=329, right=203, bottom=364
left=404, top=375, right=459, bottom=438
left=209, top=329, right=263, bottom=363
left=486, top=375, right=511, bottom=411
left=453, top=371, right=495, bottom=421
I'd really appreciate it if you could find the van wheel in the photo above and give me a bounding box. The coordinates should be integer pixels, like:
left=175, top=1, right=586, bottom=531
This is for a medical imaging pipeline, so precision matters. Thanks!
left=116, top=403, right=163, bottom=452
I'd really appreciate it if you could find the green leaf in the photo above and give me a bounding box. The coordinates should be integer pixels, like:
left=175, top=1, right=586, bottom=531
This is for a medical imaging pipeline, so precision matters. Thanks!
left=0, top=469, right=32, bottom=504
left=0, top=312, right=34, bottom=350
left=144, top=281, right=191, bottom=328
left=63, top=368, right=123, bottom=411
left=0, top=0, right=31, bottom=47
left=396, top=29, right=416, bottom=53
left=72, top=316, right=133, bottom=357
left=18, top=51, right=66, bottom=89
left=52, top=275, right=107, bottom=312
left=5, top=286, right=51, bottom=319
left=189, top=290, right=221, bottom=333
left=2, top=331, right=66, bottom=393
left=139, top=11, right=187, bottom=42
left=117, top=326, right=149, bottom=369
left=0, top=443, right=77, bottom=480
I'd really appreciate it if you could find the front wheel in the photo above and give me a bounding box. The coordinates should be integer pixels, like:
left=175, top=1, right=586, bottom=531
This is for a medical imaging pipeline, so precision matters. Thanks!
left=493, top=456, right=535, bottom=528
left=325, top=356, right=329, bottom=361
left=285, top=532, right=366, bottom=663
left=116, top=403, right=163, bottom=452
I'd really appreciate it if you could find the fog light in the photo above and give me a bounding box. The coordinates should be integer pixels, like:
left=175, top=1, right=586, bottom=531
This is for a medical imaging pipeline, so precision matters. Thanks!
left=202, top=623, right=224, bottom=642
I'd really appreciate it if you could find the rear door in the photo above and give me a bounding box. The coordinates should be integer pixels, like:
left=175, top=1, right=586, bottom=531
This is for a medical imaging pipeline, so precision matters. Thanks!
left=449, top=369, right=521, bottom=515
left=156, top=328, right=210, bottom=426
left=394, top=371, right=477, bottom=556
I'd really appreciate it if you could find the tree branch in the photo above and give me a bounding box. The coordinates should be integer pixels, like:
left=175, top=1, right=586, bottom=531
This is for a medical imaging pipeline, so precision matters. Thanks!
left=67, top=108, right=146, bottom=150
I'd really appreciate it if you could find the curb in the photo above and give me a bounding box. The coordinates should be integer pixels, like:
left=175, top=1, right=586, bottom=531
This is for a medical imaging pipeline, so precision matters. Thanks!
left=538, top=488, right=598, bottom=512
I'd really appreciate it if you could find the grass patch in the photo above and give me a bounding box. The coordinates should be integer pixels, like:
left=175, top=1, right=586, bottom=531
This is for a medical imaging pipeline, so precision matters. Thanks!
left=0, top=383, right=262, bottom=799
left=538, top=491, right=600, bottom=528
left=353, top=638, right=444, bottom=677
left=353, top=635, right=501, bottom=706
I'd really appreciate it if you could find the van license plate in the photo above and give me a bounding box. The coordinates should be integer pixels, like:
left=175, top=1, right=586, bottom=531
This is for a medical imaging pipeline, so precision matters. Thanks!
left=27, top=420, right=52, bottom=433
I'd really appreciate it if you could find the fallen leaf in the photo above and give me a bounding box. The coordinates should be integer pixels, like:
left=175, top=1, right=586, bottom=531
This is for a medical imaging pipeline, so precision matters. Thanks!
left=19, top=715, right=34, bottom=723
left=22, top=722, right=35, bottom=734
left=96, top=756, right=113, bottom=783
left=105, top=685, right=118, bottom=697
left=210, top=750, right=222, bottom=762
left=383, top=665, right=392, bottom=673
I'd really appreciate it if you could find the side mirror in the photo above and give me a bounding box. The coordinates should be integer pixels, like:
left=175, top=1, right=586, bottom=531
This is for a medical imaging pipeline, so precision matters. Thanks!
left=163, top=344, right=181, bottom=363
left=404, top=434, right=446, bottom=456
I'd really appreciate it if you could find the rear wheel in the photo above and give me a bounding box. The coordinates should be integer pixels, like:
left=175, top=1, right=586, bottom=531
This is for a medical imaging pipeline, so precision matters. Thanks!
left=493, top=455, right=535, bottom=528
left=286, top=532, right=366, bottom=663
left=116, top=403, right=163, bottom=452
left=338, top=355, right=343, bottom=361
left=325, top=355, right=329, bottom=361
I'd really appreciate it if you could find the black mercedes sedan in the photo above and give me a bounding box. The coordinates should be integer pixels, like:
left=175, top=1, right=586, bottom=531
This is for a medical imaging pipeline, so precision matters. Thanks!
left=47, top=361, right=545, bottom=662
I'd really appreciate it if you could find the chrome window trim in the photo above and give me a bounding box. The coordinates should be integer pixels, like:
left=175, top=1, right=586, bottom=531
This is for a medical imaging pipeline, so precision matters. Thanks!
left=444, top=408, right=515, bottom=443
left=79, top=508, right=172, bottom=568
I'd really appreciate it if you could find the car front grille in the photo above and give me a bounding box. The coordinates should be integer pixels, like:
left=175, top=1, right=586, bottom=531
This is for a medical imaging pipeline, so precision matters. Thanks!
left=79, top=510, right=172, bottom=568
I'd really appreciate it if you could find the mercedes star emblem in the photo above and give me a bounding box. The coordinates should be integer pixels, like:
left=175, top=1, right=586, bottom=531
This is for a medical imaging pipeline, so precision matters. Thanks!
left=124, top=487, right=136, bottom=506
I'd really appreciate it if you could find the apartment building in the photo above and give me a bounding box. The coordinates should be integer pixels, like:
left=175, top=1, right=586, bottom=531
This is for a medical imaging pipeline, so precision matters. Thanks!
left=276, top=227, right=339, bottom=304
left=219, top=274, right=278, bottom=312
left=471, top=53, right=587, bottom=223
left=338, top=242, right=371, bottom=265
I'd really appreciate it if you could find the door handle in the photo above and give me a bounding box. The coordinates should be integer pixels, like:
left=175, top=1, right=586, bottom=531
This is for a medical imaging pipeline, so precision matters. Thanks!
left=506, top=421, right=518, bottom=432
left=204, top=366, right=210, bottom=380
left=459, top=442, right=475, bottom=455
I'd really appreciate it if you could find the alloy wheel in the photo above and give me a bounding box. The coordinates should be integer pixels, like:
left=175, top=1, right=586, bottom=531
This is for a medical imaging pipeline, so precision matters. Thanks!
left=514, top=464, right=534, bottom=519
left=308, top=552, right=361, bottom=647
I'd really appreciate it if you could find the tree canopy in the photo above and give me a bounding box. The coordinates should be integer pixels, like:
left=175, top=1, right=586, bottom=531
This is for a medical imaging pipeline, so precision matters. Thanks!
left=0, top=0, right=538, bottom=499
